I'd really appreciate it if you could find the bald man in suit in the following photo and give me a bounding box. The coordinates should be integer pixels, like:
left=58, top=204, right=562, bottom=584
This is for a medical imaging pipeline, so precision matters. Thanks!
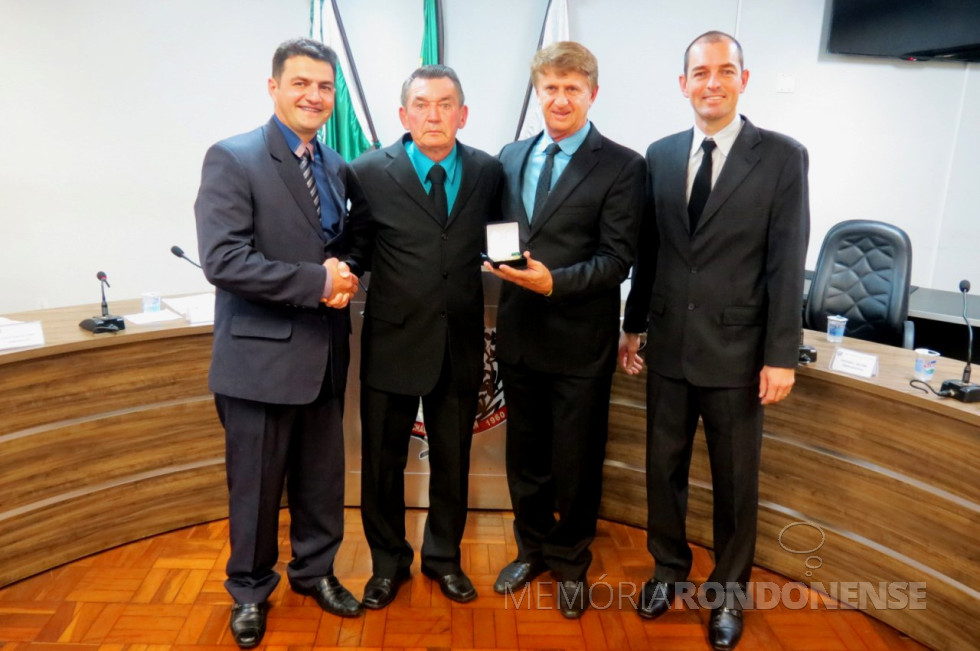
left=620, top=31, right=809, bottom=650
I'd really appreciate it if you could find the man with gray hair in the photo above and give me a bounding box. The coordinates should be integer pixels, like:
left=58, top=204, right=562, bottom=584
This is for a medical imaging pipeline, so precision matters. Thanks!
left=349, top=65, right=502, bottom=609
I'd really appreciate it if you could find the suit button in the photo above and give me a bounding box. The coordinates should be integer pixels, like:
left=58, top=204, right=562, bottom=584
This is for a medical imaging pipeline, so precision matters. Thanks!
left=691, top=267, right=698, bottom=274
left=688, top=303, right=696, bottom=310
left=442, top=271, right=449, bottom=279
left=440, top=311, right=447, bottom=318
left=441, top=233, right=448, bottom=241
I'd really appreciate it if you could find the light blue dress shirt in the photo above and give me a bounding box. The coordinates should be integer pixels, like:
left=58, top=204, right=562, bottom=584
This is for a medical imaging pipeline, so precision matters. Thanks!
left=521, top=122, right=592, bottom=220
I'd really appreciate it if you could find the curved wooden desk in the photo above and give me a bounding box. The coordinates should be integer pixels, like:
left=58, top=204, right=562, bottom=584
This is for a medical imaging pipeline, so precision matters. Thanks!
left=602, top=331, right=979, bottom=651
left=3, top=301, right=977, bottom=649
left=0, top=300, right=224, bottom=588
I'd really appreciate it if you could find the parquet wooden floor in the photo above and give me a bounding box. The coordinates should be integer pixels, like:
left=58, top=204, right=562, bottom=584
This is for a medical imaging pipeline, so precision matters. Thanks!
left=0, top=509, right=930, bottom=650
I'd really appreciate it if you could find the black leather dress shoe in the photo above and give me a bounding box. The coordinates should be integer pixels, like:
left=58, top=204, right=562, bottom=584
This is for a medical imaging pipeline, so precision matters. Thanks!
left=229, top=602, right=267, bottom=648
left=493, top=560, right=547, bottom=595
left=557, top=579, right=588, bottom=618
left=708, top=606, right=744, bottom=650
left=362, top=567, right=410, bottom=610
left=293, top=575, right=363, bottom=617
left=637, top=579, right=675, bottom=620
left=421, top=566, right=477, bottom=603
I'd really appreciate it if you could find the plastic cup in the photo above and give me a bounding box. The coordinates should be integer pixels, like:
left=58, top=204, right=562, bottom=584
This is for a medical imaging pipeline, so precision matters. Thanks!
left=141, top=292, right=161, bottom=313
left=913, top=348, right=940, bottom=382
left=826, top=315, right=847, bottom=343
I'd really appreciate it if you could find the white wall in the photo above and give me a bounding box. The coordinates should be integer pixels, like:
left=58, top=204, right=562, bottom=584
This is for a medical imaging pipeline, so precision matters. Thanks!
left=0, top=0, right=977, bottom=314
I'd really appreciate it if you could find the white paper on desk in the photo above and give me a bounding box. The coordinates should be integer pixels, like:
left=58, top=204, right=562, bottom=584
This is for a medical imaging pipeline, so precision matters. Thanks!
left=486, top=222, right=523, bottom=263
left=830, top=347, right=879, bottom=378
left=0, top=317, right=23, bottom=326
left=163, top=293, right=215, bottom=325
left=0, top=320, right=45, bottom=350
left=124, top=309, right=184, bottom=325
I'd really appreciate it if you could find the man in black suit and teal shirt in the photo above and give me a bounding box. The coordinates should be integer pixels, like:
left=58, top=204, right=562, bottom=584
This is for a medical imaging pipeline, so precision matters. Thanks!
left=349, top=65, right=502, bottom=609
left=195, top=38, right=367, bottom=648
left=486, top=41, right=645, bottom=619
left=619, top=31, right=809, bottom=650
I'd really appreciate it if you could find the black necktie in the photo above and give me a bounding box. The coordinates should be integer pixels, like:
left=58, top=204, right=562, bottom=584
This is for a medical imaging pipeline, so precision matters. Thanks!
left=532, top=143, right=562, bottom=221
left=427, top=164, right=448, bottom=224
left=688, top=138, right=717, bottom=234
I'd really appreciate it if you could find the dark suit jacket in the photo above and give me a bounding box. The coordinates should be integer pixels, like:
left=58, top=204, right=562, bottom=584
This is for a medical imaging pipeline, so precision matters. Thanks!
left=623, top=116, right=810, bottom=388
left=195, top=118, right=368, bottom=404
left=350, top=135, right=502, bottom=396
left=496, top=126, right=645, bottom=377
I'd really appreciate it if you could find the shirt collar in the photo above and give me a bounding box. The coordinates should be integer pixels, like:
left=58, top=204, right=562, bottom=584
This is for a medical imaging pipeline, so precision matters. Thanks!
left=690, top=115, right=744, bottom=159
left=537, top=121, right=592, bottom=156
left=272, top=115, right=313, bottom=158
left=404, top=137, right=460, bottom=184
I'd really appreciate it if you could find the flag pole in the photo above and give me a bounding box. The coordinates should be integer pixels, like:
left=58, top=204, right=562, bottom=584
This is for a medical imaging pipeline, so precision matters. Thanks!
left=329, top=0, right=381, bottom=149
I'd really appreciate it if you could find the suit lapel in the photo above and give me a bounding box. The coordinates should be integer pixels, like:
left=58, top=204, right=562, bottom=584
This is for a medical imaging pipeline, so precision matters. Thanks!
left=447, top=142, right=483, bottom=228
left=316, top=141, right=347, bottom=239
left=530, top=126, right=601, bottom=234
left=664, top=130, right=694, bottom=234
left=265, top=120, right=325, bottom=239
left=383, top=136, right=445, bottom=228
left=505, top=137, right=535, bottom=233
left=696, top=118, right=762, bottom=233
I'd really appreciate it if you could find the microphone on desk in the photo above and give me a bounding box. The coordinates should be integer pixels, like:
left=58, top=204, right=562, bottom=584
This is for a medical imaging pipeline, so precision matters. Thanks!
left=939, top=279, right=979, bottom=402
left=170, top=245, right=202, bottom=269
left=79, top=271, right=126, bottom=334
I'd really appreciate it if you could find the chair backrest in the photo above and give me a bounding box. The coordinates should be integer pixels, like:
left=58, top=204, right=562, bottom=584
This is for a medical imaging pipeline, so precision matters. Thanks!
left=805, top=219, right=912, bottom=346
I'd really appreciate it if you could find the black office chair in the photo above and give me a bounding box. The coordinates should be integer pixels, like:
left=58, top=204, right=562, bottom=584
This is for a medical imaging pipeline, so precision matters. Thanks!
left=805, top=219, right=914, bottom=348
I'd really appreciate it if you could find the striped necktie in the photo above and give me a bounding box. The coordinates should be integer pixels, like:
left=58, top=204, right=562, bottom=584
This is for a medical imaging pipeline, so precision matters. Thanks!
left=299, top=145, right=320, bottom=214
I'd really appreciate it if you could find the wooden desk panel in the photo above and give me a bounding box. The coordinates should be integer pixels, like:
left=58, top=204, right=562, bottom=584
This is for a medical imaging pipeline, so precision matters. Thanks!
left=0, top=301, right=223, bottom=588
left=4, top=302, right=978, bottom=650
left=602, top=331, right=980, bottom=651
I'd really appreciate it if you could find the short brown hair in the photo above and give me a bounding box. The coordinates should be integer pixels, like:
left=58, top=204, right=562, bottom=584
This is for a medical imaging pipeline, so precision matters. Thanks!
left=530, top=41, right=598, bottom=91
left=683, top=31, right=744, bottom=75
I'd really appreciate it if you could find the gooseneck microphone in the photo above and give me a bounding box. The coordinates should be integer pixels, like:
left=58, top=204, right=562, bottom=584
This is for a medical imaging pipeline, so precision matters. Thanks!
left=171, top=245, right=203, bottom=269
left=939, top=279, right=979, bottom=402
left=97, top=271, right=110, bottom=317
left=960, top=280, right=972, bottom=384
left=79, top=271, right=126, bottom=334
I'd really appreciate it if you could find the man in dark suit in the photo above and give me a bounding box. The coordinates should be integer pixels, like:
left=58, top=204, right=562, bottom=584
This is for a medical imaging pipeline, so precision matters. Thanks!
left=486, top=42, right=644, bottom=618
left=348, top=65, right=502, bottom=608
left=619, top=31, right=809, bottom=650
left=195, top=38, right=367, bottom=648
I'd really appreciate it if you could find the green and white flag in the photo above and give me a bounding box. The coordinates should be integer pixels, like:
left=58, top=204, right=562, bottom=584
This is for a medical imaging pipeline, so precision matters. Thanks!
left=420, top=0, right=443, bottom=66
left=310, top=0, right=379, bottom=161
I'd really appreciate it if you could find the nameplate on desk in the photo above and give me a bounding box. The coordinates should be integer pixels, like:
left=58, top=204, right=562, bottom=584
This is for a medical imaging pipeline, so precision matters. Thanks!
left=830, top=348, right=879, bottom=378
left=0, top=320, right=45, bottom=351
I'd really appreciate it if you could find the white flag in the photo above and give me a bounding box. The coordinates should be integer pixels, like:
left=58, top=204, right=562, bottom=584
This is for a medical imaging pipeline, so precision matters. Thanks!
left=516, top=0, right=570, bottom=141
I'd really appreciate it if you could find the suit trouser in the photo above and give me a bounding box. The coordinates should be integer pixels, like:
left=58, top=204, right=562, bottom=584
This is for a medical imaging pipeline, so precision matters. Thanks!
left=645, top=371, right=764, bottom=590
left=499, top=360, right=613, bottom=582
left=360, top=351, right=478, bottom=577
left=215, top=379, right=346, bottom=605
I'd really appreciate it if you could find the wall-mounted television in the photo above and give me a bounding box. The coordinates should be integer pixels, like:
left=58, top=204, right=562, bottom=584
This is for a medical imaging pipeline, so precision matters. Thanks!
left=827, top=0, right=980, bottom=62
